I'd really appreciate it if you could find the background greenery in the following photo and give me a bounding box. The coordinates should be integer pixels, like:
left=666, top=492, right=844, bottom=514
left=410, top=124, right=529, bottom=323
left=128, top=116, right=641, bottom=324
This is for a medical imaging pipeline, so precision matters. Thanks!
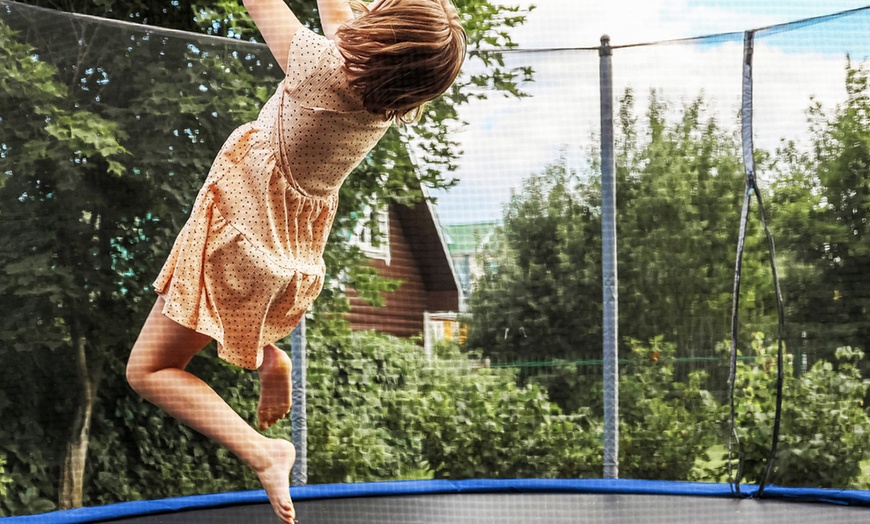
left=1, top=0, right=870, bottom=518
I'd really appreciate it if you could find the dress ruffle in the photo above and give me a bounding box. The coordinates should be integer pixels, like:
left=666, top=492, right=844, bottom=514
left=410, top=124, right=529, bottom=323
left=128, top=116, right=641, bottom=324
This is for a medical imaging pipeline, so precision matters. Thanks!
left=153, top=167, right=326, bottom=369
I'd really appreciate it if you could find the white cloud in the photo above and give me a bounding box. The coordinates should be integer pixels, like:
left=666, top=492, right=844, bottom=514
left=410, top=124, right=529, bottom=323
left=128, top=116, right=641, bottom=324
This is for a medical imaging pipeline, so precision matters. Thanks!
left=507, top=0, right=870, bottom=48
left=433, top=1, right=869, bottom=224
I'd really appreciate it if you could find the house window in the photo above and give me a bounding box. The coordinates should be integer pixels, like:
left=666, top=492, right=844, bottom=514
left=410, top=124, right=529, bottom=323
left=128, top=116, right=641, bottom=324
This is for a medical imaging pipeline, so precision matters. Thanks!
left=423, top=311, right=465, bottom=358
left=352, top=203, right=391, bottom=264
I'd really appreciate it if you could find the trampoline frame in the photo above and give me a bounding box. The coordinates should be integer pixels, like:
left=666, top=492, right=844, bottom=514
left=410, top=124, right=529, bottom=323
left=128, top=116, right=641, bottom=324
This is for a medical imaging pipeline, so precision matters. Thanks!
left=4, top=478, right=870, bottom=524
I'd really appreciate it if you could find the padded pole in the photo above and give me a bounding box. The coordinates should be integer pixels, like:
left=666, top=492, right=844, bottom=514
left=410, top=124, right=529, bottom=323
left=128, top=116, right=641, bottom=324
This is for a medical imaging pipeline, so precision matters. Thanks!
left=729, top=29, right=757, bottom=498
left=291, top=318, right=308, bottom=485
left=599, top=34, right=619, bottom=480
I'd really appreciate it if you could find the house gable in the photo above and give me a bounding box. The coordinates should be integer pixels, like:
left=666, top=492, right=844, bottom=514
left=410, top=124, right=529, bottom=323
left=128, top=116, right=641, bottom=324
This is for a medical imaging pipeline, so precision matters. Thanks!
left=345, top=200, right=460, bottom=338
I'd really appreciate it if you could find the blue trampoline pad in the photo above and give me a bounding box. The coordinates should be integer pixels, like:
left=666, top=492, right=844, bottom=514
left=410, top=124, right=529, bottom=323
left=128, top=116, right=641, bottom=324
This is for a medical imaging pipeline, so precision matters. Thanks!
left=3, top=479, right=870, bottom=524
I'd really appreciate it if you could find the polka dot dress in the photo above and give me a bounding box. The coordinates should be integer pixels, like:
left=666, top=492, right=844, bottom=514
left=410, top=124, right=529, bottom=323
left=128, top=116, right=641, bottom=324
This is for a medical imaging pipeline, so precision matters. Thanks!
left=154, top=28, right=391, bottom=370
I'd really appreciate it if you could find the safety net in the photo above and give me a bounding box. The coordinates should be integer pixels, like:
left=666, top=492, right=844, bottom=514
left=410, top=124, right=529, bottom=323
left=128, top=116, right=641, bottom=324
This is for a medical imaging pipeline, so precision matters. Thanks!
left=2, top=0, right=870, bottom=522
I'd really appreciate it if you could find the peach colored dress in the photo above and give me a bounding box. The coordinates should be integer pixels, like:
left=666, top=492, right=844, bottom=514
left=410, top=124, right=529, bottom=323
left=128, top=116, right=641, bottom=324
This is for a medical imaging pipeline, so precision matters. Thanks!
left=154, top=28, right=391, bottom=369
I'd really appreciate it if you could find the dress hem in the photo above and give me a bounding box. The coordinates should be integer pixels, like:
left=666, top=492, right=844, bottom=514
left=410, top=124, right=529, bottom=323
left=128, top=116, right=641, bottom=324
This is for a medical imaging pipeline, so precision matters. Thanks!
left=155, top=291, right=265, bottom=370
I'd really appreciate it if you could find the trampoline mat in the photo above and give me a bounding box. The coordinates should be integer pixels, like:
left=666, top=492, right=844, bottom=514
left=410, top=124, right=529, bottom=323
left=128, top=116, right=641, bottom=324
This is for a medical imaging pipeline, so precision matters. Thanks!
left=97, top=493, right=870, bottom=524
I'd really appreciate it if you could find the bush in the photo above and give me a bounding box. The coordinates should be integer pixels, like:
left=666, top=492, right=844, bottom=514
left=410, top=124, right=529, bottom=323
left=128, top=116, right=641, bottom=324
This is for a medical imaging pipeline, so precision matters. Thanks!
left=0, top=452, right=14, bottom=515
left=306, top=327, right=429, bottom=483
left=85, top=348, right=264, bottom=506
left=0, top=350, right=61, bottom=516
left=306, top=327, right=603, bottom=482
left=729, top=334, right=870, bottom=487
left=618, top=337, right=721, bottom=480
left=418, top=343, right=602, bottom=479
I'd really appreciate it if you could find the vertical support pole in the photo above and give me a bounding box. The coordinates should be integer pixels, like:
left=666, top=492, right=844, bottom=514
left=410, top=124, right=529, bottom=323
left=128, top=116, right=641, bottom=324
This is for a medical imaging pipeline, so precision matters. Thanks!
left=599, top=34, right=619, bottom=480
left=290, top=318, right=308, bottom=485
left=423, top=311, right=433, bottom=360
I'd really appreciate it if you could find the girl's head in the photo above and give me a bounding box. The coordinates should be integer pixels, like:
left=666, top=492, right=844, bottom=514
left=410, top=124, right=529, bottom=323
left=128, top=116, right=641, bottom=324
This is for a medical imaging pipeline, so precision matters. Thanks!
left=336, top=0, right=467, bottom=123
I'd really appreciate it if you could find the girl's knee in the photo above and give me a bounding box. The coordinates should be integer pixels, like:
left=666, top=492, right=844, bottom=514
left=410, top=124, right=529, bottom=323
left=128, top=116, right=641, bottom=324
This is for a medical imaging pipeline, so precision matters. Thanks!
left=125, top=346, right=152, bottom=394
left=125, top=298, right=210, bottom=391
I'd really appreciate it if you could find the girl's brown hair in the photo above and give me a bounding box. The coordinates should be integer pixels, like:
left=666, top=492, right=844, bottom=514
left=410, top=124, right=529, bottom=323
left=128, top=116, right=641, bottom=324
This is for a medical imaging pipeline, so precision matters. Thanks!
left=335, top=0, right=467, bottom=123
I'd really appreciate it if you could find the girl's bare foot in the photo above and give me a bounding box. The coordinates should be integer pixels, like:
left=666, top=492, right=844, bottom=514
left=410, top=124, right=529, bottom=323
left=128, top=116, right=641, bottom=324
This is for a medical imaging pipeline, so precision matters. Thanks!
left=255, top=438, right=297, bottom=523
left=258, top=344, right=293, bottom=430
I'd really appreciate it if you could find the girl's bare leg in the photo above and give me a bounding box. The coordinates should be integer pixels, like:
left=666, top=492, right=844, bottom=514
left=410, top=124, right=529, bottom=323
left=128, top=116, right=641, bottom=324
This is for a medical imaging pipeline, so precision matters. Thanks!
left=258, top=344, right=293, bottom=430
left=126, top=298, right=297, bottom=523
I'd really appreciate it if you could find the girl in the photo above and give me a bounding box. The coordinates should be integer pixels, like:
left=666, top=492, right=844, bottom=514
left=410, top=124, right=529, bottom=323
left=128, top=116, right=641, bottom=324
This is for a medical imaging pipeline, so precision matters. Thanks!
left=125, top=1, right=466, bottom=522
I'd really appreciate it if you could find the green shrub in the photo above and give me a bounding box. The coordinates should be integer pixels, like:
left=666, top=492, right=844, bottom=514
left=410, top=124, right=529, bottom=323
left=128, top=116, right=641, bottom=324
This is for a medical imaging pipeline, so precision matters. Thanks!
left=306, top=328, right=429, bottom=483
left=728, top=334, right=870, bottom=487
left=0, top=452, right=14, bottom=515
left=418, top=344, right=602, bottom=479
left=619, top=337, right=721, bottom=480
left=0, top=352, right=60, bottom=516
left=306, top=328, right=603, bottom=482
left=86, top=349, right=264, bottom=506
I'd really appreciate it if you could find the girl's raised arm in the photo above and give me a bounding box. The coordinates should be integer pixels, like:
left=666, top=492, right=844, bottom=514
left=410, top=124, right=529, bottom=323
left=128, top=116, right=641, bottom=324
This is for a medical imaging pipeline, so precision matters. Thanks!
left=243, top=0, right=304, bottom=73
left=316, top=0, right=354, bottom=41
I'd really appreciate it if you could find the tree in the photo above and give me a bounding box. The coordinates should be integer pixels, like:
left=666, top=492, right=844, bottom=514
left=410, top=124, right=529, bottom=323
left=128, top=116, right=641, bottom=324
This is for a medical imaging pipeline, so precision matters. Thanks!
left=466, top=156, right=602, bottom=364
left=770, top=59, right=870, bottom=365
left=0, top=0, right=532, bottom=513
left=0, top=9, right=276, bottom=510
left=466, top=90, right=774, bottom=373
left=615, top=90, right=773, bottom=360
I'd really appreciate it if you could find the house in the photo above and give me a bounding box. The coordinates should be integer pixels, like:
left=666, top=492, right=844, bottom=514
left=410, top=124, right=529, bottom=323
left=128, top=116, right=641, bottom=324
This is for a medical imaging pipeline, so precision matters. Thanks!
left=345, top=195, right=464, bottom=355
left=441, top=221, right=498, bottom=311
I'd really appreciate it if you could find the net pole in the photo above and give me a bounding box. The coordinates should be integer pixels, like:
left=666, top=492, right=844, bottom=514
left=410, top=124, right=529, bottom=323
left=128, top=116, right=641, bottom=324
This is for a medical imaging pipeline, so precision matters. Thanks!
left=290, top=318, right=308, bottom=485
left=599, top=34, right=619, bottom=479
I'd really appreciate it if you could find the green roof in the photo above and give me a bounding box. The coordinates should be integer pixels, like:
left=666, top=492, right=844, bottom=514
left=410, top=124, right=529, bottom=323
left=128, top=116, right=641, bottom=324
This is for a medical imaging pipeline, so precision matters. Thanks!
left=442, top=222, right=499, bottom=254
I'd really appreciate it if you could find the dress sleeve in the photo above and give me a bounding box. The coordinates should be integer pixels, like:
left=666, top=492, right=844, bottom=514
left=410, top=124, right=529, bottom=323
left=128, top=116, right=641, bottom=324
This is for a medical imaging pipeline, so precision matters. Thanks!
left=283, top=27, right=340, bottom=94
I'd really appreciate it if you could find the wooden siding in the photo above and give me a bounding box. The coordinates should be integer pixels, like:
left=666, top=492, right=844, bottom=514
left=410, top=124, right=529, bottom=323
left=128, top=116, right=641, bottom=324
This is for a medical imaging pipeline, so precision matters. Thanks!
left=346, top=202, right=459, bottom=338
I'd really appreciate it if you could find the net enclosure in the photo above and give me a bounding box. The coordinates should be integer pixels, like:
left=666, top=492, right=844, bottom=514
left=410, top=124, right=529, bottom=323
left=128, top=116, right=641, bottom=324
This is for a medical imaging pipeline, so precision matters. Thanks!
left=2, top=0, right=870, bottom=522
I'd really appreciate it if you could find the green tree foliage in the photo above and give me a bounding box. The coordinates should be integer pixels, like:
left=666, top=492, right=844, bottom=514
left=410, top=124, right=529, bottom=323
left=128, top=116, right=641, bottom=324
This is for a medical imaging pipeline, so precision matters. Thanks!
left=770, top=59, right=870, bottom=363
left=466, top=156, right=602, bottom=363
left=467, top=90, right=772, bottom=368
left=0, top=0, right=532, bottom=514
left=463, top=76, right=870, bottom=488
left=616, top=91, right=772, bottom=357
left=0, top=7, right=281, bottom=511
left=0, top=18, right=137, bottom=513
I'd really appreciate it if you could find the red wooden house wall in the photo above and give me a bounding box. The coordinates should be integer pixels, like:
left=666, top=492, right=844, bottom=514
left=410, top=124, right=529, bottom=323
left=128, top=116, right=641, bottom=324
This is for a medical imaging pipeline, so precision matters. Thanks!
left=345, top=200, right=460, bottom=338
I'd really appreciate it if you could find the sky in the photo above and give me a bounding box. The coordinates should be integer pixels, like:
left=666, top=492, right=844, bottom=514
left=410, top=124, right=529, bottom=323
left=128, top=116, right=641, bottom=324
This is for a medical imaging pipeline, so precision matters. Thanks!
left=432, top=0, right=870, bottom=225
left=508, top=0, right=870, bottom=48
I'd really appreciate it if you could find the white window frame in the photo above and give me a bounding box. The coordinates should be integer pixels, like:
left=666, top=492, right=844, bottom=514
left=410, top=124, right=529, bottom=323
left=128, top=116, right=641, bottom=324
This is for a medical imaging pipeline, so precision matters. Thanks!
left=352, top=202, right=391, bottom=265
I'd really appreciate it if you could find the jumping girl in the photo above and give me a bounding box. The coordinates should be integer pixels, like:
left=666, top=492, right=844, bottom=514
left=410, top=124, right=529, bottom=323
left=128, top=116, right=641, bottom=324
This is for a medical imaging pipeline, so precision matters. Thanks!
left=125, top=1, right=466, bottom=522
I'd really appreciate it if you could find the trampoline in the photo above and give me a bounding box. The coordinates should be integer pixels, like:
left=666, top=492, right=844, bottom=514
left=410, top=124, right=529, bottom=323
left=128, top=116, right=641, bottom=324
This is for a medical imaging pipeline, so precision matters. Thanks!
left=4, top=479, right=870, bottom=524
left=5, top=2, right=870, bottom=524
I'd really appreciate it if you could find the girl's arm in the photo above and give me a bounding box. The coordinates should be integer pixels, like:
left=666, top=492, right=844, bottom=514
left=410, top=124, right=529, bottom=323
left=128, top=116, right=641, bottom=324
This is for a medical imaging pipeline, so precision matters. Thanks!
left=243, top=0, right=304, bottom=73
left=316, top=0, right=354, bottom=41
